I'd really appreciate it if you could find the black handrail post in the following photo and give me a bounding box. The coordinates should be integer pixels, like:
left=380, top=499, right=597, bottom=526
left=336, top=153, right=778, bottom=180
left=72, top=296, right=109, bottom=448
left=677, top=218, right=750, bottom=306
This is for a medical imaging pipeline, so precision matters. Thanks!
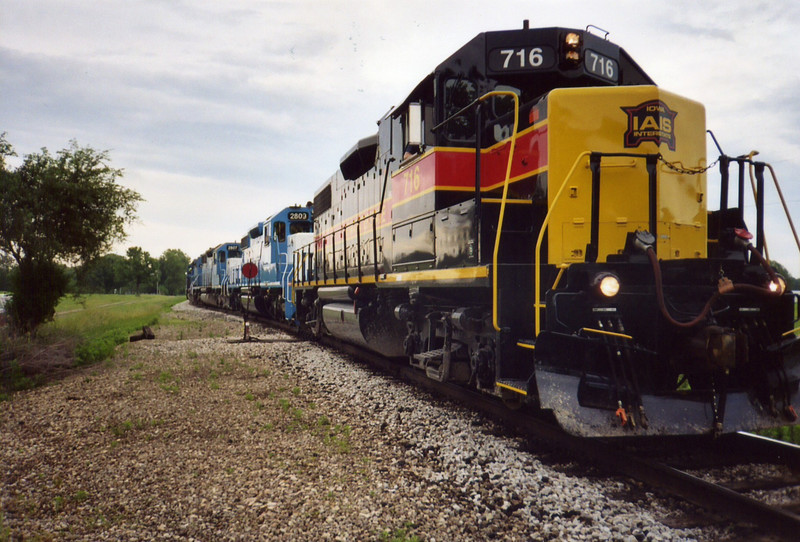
left=475, top=103, right=483, bottom=264
left=372, top=213, right=379, bottom=281
left=587, top=152, right=602, bottom=263
left=343, top=223, right=349, bottom=281
left=646, top=154, right=658, bottom=247
left=332, top=230, right=337, bottom=282
left=323, top=237, right=328, bottom=282
left=737, top=159, right=746, bottom=211
left=719, top=155, right=730, bottom=212
left=356, top=216, right=363, bottom=282
left=755, top=162, right=766, bottom=255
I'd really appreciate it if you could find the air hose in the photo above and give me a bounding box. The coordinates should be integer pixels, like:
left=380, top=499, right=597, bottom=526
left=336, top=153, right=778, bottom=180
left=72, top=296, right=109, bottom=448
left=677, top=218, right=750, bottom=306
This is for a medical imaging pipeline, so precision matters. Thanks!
left=646, top=244, right=782, bottom=329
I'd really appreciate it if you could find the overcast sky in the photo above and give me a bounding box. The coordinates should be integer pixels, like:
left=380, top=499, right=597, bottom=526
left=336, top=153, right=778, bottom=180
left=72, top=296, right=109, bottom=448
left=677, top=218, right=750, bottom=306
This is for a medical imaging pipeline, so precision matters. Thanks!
left=2, top=1, right=800, bottom=275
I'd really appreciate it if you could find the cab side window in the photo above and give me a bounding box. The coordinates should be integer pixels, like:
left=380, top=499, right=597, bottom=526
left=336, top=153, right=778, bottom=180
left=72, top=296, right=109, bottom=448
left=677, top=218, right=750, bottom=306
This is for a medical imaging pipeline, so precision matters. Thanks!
left=274, top=221, right=286, bottom=243
left=444, top=78, right=478, bottom=143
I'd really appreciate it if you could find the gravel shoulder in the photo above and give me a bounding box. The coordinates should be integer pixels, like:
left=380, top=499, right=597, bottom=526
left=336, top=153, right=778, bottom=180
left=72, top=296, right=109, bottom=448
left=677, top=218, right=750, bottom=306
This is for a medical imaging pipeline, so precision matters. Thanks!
left=2, top=302, right=733, bottom=541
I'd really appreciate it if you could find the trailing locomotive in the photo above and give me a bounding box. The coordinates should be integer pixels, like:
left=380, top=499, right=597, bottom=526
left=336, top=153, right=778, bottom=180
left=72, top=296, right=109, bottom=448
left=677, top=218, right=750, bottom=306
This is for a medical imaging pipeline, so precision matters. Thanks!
left=187, top=205, right=313, bottom=319
left=192, top=23, right=800, bottom=439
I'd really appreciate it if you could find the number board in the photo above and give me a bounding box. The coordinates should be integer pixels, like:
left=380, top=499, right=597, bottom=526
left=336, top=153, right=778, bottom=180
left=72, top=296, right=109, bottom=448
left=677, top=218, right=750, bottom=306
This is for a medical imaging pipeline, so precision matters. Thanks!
left=488, top=46, right=556, bottom=72
left=226, top=245, right=238, bottom=251
left=584, top=50, right=618, bottom=83
left=288, top=212, right=309, bottom=221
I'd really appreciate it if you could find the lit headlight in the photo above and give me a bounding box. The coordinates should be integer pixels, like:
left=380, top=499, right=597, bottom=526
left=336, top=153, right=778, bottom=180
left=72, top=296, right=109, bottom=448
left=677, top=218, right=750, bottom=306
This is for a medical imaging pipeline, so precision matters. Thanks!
left=565, top=32, right=581, bottom=46
left=594, top=273, right=620, bottom=297
left=564, top=32, right=582, bottom=63
left=768, top=275, right=787, bottom=295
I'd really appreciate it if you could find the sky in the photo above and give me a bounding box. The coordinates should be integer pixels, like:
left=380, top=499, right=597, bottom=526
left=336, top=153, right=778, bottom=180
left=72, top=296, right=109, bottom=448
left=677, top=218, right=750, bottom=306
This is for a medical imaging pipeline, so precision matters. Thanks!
left=2, top=0, right=800, bottom=276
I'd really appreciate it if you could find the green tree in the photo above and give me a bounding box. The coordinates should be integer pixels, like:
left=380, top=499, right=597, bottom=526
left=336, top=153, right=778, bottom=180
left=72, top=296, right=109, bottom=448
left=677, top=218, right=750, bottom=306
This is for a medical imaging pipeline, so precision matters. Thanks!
left=80, top=253, right=128, bottom=293
left=125, top=246, right=155, bottom=295
left=158, top=248, right=190, bottom=295
left=0, top=134, right=141, bottom=335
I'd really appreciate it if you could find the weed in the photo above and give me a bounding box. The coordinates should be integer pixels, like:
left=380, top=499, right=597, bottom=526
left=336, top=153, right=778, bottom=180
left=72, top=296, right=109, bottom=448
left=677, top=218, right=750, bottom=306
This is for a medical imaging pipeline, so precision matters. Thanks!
left=379, top=522, right=421, bottom=542
left=107, top=418, right=151, bottom=438
left=322, top=424, right=352, bottom=453
left=291, top=386, right=301, bottom=396
left=287, top=407, right=306, bottom=432
left=0, top=360, right=37, bottom=393
left=161, top=383, right=179, bottom=394
left=0, top=511, right=9, bottom=542
left=244, top=392, right=255, bottom=401
left=158, top=371, right=179, bottom=393
left=53, top=495, right=64, bottom=513
left=278, top=398, right=290, bottom=412
left=73, top=490, right=89, bottom=502
left=75, top=329, right=130, bottom=366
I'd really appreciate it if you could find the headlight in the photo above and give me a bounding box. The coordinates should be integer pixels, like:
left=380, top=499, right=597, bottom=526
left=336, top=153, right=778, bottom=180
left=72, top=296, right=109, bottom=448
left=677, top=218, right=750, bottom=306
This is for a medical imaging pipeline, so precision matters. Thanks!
left=593, top=273, right=620, bottom=298
left=768, top=275, right=787, bottom=295
left=564, top=32, right=582, bottom=63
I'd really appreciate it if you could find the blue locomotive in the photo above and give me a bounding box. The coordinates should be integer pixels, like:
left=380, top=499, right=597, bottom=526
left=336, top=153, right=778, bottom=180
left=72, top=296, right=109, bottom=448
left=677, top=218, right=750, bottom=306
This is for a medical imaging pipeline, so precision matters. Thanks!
left=188, top=205, right=312, bottom=320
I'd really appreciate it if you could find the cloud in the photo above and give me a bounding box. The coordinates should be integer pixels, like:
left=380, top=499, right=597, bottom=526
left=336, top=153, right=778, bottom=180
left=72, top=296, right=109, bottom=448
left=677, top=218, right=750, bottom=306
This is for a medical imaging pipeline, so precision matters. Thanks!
left=3, top=1, right=800, bottom=275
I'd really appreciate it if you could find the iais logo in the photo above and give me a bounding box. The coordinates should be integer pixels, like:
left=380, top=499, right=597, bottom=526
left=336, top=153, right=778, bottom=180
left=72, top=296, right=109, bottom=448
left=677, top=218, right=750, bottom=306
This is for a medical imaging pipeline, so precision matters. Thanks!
left=621, top=100, right=677, bottom=151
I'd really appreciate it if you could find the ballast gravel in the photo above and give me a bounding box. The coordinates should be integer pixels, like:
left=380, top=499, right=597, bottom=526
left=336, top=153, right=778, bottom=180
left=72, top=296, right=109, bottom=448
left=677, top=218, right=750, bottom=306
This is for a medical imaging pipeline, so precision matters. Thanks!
left=1, top=302, right=743, bottom=540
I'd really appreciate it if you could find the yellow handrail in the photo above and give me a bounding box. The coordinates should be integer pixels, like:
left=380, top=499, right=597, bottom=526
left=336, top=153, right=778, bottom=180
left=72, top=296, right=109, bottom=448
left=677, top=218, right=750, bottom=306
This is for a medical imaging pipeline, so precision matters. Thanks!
left=484, top=91, right=520, bottom=332
left=534, top=151, right=593, bottom=337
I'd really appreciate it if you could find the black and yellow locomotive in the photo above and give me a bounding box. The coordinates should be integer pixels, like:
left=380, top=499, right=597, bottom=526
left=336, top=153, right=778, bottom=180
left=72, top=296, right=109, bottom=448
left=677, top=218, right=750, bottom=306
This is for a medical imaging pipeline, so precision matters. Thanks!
left=293, top=23, right=800, bottom=437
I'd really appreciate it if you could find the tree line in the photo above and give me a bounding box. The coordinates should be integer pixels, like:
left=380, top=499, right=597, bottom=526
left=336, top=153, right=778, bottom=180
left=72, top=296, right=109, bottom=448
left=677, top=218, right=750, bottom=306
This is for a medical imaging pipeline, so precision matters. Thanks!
left=0, top=247, right=190, bottom=297
left=79, top=247, right=190, bottom=295
left=0, top=133, right=187, bottom=336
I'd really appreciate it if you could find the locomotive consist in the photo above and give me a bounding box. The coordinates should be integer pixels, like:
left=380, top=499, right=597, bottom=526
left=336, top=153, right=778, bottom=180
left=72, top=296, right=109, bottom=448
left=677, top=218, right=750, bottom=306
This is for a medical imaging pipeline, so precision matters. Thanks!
left=190, top=24, right=800, bottom=438
left=187, top=205, right=313, bottom=320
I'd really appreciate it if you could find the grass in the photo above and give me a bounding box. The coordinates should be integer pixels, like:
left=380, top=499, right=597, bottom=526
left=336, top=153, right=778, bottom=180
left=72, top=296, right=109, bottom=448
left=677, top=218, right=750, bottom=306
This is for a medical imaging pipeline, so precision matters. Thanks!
left=49, top=294, right=182, bottom=366
left=1, top=294, right=183, bottom=396
left=46, top=294, right=181, bottom=340
left=760, top=424, right=800, bottom=444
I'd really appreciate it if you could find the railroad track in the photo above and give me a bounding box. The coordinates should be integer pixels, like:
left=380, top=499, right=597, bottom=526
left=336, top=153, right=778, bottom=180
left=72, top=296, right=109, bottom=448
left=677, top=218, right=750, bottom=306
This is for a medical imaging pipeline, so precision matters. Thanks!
left=209, top=304, right=800, bottom=539
left=310, top=327, right=800, bottom=539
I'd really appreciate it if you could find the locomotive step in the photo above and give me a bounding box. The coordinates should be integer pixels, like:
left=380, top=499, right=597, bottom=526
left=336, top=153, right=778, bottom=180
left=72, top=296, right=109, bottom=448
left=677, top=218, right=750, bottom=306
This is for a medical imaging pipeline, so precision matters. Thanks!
left=413, top=348, right=446, bottom=362
left=497, top=379, right=529, bottom=395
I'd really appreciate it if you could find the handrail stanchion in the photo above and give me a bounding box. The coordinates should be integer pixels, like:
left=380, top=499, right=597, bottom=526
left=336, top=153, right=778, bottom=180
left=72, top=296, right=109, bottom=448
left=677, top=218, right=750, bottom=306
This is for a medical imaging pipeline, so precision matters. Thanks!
left=357, top=216, right=363, bottom=282
left=535, top=151, right=592, bottom=337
